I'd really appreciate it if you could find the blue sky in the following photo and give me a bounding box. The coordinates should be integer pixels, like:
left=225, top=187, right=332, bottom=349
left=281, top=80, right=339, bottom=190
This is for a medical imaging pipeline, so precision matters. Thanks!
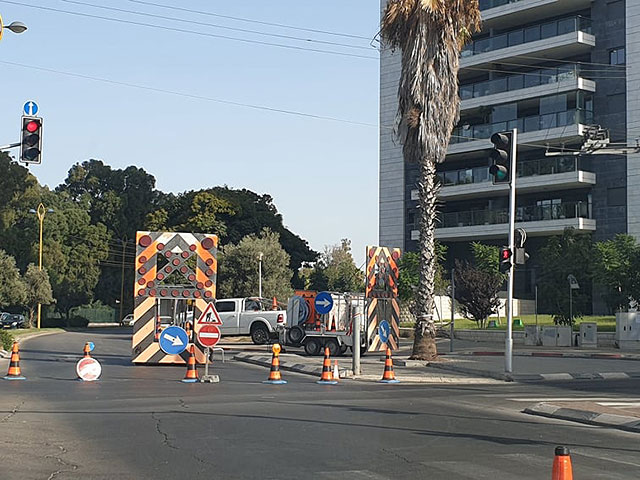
left=0, top=1, right=381, bottom=267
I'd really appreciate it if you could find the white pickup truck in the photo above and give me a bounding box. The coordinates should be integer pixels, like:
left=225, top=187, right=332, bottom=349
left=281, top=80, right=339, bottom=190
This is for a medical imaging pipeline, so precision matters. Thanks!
left=215, top=297, right=286, bottom=345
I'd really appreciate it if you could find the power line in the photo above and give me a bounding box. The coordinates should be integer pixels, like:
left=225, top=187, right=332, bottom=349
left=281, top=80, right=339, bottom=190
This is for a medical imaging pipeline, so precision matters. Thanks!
left=127, top=0, right=372, bottom=41
left=0, top=1, right=378, bottom=61
left=0, top=60, right=378, bottom=128
left=60, top=0, right=373, bottom=51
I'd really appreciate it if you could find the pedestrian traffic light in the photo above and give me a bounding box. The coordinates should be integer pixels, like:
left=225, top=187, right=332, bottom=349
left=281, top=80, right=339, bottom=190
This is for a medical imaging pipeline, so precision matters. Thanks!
left=499, top=246, right=512, bottom=273
left=489, top=130, right=513, bottom=184
left=20, top=115, right=42, bottom=164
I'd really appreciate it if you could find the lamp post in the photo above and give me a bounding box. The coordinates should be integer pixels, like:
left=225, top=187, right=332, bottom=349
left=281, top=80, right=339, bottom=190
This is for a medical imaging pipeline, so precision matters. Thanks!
left=258, top=252, right=263, bottom=298
left=29, top=203, right=53, bottom=329
left=0, top=14, right=27, bottom=41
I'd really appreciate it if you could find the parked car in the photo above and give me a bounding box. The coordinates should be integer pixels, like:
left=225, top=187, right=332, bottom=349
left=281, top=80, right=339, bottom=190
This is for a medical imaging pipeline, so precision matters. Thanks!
left=215, top=297, right=286, bottom=345
left=1, top=313, right=27, bottom=329
left=121, top=314, right=134, bottom=326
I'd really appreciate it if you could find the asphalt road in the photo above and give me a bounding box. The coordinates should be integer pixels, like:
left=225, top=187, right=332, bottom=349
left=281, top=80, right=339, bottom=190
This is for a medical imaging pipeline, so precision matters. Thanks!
left=1, top=329, right=640, bottom=479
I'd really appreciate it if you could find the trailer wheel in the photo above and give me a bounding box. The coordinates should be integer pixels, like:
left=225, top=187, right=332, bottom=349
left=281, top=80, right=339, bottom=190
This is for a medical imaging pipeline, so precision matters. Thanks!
left=326, top=339, right=340, bottom=357
left=338, top=343, right=348, bottom=356
left=288, top=325, right=305, bottom=345
left=304, top=338, right=321, bottom=356
left=250, top=323, right=270, bottom=345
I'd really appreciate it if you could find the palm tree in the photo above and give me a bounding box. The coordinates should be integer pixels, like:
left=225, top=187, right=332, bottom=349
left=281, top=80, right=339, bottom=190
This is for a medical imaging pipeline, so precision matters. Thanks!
left=381, top=0, right=481, bottom=360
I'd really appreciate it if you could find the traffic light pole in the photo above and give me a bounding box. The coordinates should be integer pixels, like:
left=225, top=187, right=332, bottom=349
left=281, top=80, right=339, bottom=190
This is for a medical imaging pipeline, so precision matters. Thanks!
left=505, top=128, right=518, bottom=374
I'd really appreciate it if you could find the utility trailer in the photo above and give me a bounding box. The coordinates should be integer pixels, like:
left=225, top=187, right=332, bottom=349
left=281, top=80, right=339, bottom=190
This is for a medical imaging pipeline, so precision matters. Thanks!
left=277, top=291, right=368, bottom=356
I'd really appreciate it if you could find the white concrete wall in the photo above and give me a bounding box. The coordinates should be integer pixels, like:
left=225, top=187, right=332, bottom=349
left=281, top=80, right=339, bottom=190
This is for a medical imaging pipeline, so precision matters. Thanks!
left=627, top=2, right=640, bottom=239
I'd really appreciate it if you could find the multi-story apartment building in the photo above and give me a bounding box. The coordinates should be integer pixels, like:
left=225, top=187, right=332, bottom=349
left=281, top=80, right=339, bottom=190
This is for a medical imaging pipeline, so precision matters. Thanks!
left=379, top=0, right=633, bottom=302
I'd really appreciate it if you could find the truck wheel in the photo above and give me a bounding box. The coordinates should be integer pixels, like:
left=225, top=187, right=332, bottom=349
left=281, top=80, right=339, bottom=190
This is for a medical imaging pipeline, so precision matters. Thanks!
left=304, top=338, right=321, bottom=356
left=288, top=325, right=305, bottom=345
left=338, top=343, right=348, bottom=356
left=326, top=339, right=340, bottom=357
left=250, top=324, right=270, bottom=345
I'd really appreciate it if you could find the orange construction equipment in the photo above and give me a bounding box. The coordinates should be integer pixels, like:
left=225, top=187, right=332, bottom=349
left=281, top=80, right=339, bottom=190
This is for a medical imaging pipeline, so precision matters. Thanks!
left=263, top=343, right=287, bottom=384
left=317, top=347, right=338, bottom=385
left=4, top=342, right=26, bottom=380
left=379, top=347, right=399, bottom=383
left=83, top=342, right=92, bottom=358
left=181, top=345, right=199, bottom=383
left=552, top=446, right=573, bottom=480
left=272, top=297, right=278, bottom=310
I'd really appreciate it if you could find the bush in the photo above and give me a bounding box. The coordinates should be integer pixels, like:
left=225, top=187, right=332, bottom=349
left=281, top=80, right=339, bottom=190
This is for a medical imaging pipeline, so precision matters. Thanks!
left=68, top=316, right=89, bottom=328
left=0, top=330, right=14, bottom=351
left=41, top=316, right=89, bottom=328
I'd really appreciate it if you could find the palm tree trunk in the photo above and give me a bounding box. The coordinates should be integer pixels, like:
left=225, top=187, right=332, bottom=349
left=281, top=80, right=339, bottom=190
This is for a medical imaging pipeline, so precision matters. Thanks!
left=411, top=160, right=439, bottom=360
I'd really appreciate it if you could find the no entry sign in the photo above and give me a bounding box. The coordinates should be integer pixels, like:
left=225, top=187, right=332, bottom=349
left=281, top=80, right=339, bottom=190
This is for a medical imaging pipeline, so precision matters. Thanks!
left=197, top=324, right=221, bottom=348
left=76, top=357, right=102, bottom=381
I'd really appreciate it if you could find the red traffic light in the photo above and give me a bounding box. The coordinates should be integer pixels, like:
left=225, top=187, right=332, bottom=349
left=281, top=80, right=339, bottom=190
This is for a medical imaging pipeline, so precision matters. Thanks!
left=501, top=248, right=511, bottom=260
left=25, top=120, right=40, bottom=133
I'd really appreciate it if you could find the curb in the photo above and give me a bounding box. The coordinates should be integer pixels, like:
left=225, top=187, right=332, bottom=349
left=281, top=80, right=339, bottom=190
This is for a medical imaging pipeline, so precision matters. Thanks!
left=524, top=402, right=640, bottom=433
left=428, top=361, right=640, bottom=382
left=235, top=353, right=322, bottom=378
left=446, top=350, right=640, bottom=361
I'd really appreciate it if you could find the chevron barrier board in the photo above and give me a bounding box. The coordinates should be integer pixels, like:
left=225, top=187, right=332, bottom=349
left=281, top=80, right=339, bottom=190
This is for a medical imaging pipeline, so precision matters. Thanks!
left=132, top=231, right=218, bottom=364
left=365, top=246, right=401, bottom=352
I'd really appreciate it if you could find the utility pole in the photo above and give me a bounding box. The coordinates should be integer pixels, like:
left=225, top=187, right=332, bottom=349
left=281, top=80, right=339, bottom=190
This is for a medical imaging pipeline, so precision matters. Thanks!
left=119, top=238, right=127, bottom=324
left=258, top=252, right=263, bottom=298
left=450, top=268, right=455, bottom=353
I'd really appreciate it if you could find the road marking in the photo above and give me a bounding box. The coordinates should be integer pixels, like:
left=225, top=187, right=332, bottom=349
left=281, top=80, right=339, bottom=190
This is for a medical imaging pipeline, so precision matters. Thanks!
left=596, top=402, right=640, bottom=407
left=508, top=397, right=640, bottom=402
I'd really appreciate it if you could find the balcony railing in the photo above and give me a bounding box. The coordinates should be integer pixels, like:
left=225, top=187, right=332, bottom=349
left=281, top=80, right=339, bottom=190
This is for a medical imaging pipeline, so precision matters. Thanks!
left=436, top=157, right=580, bottom=188
left=460, top=65, right=580, bottom=101
left=461, top=16, right=592, bottom=58
left=439, top=201, right=590, bottom=229
left=451, top=109, right=593, bottom=144
left=479, top=0, right=524, bottom=10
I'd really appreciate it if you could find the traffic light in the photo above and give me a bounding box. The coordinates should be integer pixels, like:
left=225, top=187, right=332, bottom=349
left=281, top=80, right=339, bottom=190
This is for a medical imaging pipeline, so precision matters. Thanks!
left=514, top=247, right=529, bottom=265
left=489, top=130, right=513, bottom=184
left=20, top=116, right=43, bottom=164
left=499, top=246, right=512, bottom=274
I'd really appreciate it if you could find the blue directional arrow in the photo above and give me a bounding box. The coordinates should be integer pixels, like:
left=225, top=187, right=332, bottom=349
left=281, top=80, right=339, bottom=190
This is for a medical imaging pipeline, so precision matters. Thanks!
left=23, top=101, right=38, bottom=116
left=159, top=326, right=189, bottom=355
left=378, top=320, right=390, bottom=344
left=314, top=291, right=333, bottom=315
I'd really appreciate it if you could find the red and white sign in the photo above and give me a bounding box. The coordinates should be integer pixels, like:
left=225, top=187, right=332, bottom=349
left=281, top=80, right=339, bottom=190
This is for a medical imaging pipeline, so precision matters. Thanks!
left=76, top=357, right=102, bottom=381
left=197, top=302, right=222, bottom=325
left=197, top=324, right=221, bottom=347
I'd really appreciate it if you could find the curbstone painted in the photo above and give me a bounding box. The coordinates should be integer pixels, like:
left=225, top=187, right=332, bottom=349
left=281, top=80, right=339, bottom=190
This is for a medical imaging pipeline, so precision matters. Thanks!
left=524, top=402, right=640, bottom=433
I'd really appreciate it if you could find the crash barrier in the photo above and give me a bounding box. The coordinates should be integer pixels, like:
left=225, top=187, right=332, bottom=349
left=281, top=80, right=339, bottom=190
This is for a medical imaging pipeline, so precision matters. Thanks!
left=379, top=347, right=399, bottom=383
left=3, top=342, right=25, bottom=380
left=263, top=343, right=287, bottom=384
left=317, top=346, right=338, bottom=385
left=552, top=446, right=573, bottom=479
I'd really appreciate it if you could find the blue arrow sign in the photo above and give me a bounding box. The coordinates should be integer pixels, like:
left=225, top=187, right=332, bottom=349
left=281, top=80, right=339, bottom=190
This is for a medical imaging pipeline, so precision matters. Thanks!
left=87, top=341, right=95, bottom=352
left=23, top=101, right=38, bottom=116
left=159, top=326, right=189, bottom=355
left=314, top=291, right=333, bottom=315
left=378, top=320, right=390, bottom=344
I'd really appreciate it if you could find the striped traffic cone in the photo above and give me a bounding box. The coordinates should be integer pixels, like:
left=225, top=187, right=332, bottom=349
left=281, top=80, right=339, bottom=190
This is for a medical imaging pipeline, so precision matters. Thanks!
left=83, top=342, right=92, bottom=358
left=154, top=317, right=162, bottom=341
left=552, top=446, right=573, bottom=480
left=379, top=347, right=399, bottom=383
left=4, top=342, right=26, bottom=380
left=263, top=343, right=287, bottom=384
left=317, top=347, right=338, bottom=385
left=181, top=345, right=199, bottom=383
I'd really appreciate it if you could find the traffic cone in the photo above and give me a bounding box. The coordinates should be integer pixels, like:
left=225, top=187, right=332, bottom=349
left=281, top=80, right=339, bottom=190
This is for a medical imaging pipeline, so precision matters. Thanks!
left=154, top=316, right=162, bottom=341
left=181, top=345, right=199, bottom=383
left=379, top=347, right=399, bottom=383
left=329, top=315, right=336, bottom=331
left=332, top=360, right=340, bottom=381
left=552, top=446, right=573, bottom=480
left=272, top=297, right=278, bottom=310
left=4, top=342, right=26, bottom=380
left=263, top=343, right=287, bottom=384
left=317, top=347, right=338, bottom=385
left=83, top=342, right=92, bottom=358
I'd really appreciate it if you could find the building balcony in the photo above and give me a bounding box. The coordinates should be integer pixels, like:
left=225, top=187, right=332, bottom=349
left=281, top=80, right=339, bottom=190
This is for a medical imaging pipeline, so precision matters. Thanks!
left=460, top=65, right=596, bottom=112
left=409, top=157, right=596, bottom=202
left=479, top=0, right=594, bottom=30
left=460, top=16, right=595, bottom=70
left=448, top=109, right=591, bottom=157
left=410, top=201, right=595, bottom=241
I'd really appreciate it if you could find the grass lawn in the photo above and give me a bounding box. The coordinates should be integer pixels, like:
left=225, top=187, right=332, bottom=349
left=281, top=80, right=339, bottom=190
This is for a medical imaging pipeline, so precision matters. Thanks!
left=400, top=315, right=617, bottom=332
left=2, top=327, right=65, bottom=340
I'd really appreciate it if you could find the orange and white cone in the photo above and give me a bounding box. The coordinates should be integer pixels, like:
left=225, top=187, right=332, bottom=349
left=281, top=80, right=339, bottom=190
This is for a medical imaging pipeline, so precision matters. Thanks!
left=181, top=345, right=199, bottom=383
left=379, top=347, right=399, bottom=383
left=83, top=342, right=92, bottom=358
left=317, top=347, right=338, bottom=385
left=552, top=446, right=573, bottom=480
left=154, top=317, right=162, bottom=341
left=4, top=342, right=26, bottom=380
left=263, top=343, right=287, bottom=384
left=332, top=360, right=340, bottom=381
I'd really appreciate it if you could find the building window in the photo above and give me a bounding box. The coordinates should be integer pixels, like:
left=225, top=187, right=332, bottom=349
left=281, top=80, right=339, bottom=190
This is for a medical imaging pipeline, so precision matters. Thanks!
left=610, top=47, right=626, bottom=65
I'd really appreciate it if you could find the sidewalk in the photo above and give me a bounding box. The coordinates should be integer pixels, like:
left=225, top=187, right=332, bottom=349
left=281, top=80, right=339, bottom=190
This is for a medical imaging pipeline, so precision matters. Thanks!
left=525, top=401, right=640, bottom=433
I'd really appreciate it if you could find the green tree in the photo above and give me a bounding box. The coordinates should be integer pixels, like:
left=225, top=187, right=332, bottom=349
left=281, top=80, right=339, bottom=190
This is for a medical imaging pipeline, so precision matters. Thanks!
left=22, top=264, right=54, bottom=326
left=593, top=234, right=640, bottom=312
left=0, top=250, right=27, bottom=310
left=381, top=0, right=481, bottom=360
left=398, top=244, right=448, bottom=303
left=453, top=259, right=502, bottom=329
left=305, top=239, right=364, bottom=293
left=217, top=228, right=293, bottom=301
left=471, top=242, right=504, bottom=278
left=539, top=228, right=593, bottom=325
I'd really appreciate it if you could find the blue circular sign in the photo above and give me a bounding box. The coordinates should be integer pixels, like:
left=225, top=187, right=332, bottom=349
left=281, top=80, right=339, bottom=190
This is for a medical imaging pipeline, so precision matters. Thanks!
left=159, top=326, right=189, bottom=355
left=87, top=341, right=95, bottom=352
left=23, top=100, right=38, bottom=116
left=378, top=320, right=390, bottom=344
left=314, top=291, right=333, bottom=315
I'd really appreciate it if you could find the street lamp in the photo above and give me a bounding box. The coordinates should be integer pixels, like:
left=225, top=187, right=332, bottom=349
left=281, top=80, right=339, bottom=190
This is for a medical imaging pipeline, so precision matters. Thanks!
left=0, top=14, right=27, bottom=41
left=258, top=252, right=263, bottom=299
left=567, top=274, right=580, bottom=325
left=29, top=203, right=54, bottom=329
